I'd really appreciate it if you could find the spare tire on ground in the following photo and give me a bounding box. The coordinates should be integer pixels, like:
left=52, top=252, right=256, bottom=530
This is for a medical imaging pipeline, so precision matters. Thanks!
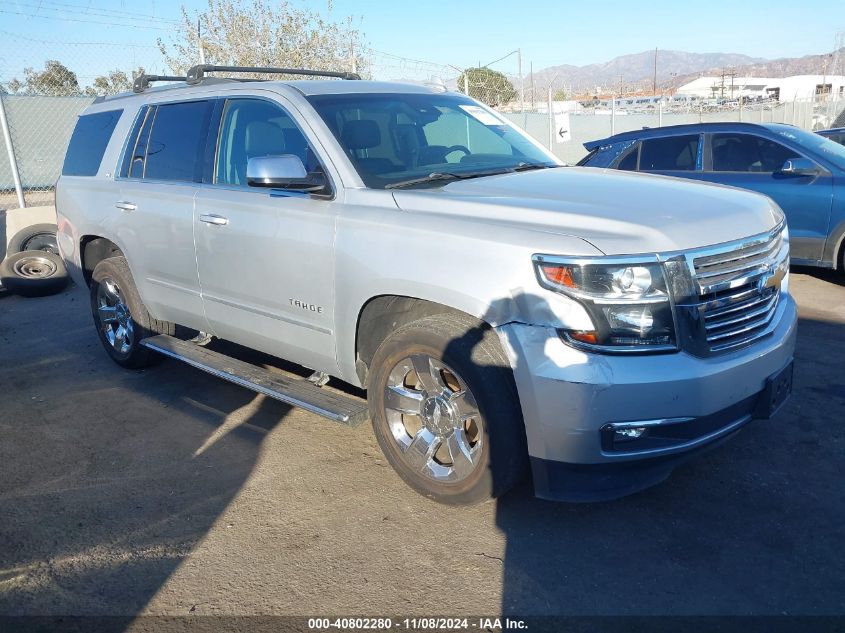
left=0, top=250, right=69, bottom=297
left=6, top=223, right=59, bottom=256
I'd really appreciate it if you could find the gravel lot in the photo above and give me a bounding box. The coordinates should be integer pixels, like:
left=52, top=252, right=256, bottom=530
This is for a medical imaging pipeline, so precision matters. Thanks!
left=0, top=269, right=843, bottom=619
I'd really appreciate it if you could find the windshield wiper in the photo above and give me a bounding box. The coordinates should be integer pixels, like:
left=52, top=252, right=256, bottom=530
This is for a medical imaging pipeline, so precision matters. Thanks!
left=385, top=172, right=467, bottom=190
left=384, top=163, right=560, bottom=190
left=385, top=169, right=516, bottom=190
left=512, top=162, right=561, bottom=172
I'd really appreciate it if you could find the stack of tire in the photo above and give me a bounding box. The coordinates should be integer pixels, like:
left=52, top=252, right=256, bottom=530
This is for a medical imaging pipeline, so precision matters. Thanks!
left=0, top=223, right=69, bottom=298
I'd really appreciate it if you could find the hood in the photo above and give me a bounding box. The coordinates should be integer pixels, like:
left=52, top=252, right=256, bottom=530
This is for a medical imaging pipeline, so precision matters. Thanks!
left=391, top=167, right=782, bottom=255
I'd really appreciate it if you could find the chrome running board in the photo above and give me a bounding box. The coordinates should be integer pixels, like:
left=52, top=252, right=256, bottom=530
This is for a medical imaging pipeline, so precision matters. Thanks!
left=140, top=334, right=369, bottom=427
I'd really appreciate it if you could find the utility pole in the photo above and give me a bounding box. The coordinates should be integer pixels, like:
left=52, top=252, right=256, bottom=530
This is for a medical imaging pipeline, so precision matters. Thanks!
left=719, top=68, right=737, bottom=100
left=518, top=48, right=524, bottom=113
left=530, top=60, right=535, bottom=109
left=653, top=47, right=658, bottom=96
left=197, top=17, right=205, bottom=64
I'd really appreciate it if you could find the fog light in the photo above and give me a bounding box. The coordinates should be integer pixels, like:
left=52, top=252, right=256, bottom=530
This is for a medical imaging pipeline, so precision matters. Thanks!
left=614, top=426, right=648, bottom=442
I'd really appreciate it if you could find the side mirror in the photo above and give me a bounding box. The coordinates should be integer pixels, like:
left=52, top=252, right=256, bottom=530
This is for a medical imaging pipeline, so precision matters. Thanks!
left=778, top=157, right=819, bottom=177
left=246, top=155, right=326, bottom=192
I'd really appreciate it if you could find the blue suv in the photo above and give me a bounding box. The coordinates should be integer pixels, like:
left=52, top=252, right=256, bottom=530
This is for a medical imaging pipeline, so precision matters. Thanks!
left=817, top=127, right=845, bottom=146
left=578, top=122, right=845, bottom=270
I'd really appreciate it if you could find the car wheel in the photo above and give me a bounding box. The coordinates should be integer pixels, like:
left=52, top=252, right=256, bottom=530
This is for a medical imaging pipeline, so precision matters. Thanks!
left=0, top=250, right=69, bottom=297
left=6, top=223, right=59, bottom=256
left=90, top=256, right=174, bottom=368
left=367, top=313, right=528, bottom=505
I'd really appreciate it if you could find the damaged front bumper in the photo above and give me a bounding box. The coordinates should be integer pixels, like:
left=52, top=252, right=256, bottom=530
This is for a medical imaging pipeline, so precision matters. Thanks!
left=494, top=294, right=797, bottom=502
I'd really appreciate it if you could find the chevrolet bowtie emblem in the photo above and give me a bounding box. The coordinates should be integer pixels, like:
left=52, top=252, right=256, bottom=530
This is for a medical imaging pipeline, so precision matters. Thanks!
left=761, top=264, right=786, bottom=290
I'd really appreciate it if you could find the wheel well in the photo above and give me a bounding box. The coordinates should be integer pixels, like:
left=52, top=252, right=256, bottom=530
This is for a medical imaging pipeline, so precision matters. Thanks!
left=354, top=295, right=488, bottom=387
left=80, top=236, right=123, bottom=285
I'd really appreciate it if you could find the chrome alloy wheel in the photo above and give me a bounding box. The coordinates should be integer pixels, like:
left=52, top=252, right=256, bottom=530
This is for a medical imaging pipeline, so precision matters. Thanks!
left=96, top=278, right=134, bottom=355
left=384, top=354, right=483, bottom=483
left=13, top=255, right=58, bottom=279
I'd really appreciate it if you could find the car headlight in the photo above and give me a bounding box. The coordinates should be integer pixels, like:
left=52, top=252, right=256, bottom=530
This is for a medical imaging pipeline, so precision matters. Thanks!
left=532, top=255, right=677, bottom=353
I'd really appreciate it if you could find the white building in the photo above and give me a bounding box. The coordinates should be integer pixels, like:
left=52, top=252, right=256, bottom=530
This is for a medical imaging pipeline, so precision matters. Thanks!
left=676, top=74, right=845, bottom=101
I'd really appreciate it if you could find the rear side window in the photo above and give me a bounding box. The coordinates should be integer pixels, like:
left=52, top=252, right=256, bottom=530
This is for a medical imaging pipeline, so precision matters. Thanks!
left=121, top=100, right=212, bottom=182
left=62, top=109, right=122, bottom=177
left=639, top=135, right=699, bottom=171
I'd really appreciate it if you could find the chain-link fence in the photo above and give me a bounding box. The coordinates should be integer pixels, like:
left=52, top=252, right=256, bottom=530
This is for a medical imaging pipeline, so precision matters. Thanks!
left=2, top=39, right=845, bottom=210
left=0, top=32, right=165, bottom=210
left=537, top=96, right=845, bottom=164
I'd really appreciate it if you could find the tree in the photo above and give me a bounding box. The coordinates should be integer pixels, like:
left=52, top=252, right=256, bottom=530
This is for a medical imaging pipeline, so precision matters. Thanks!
left=456, top=67, right=516, bottom=107
left=553, top=89, right=567, bottom=101
left=158, top=0, right=368, bottom=77
left=84, top=68, right=146, bottom=97
left=5, top=60, right=79, bottom=96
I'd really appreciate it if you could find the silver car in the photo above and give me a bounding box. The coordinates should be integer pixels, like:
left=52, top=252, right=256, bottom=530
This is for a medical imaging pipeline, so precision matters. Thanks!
left=56, top=66, right=796, bottom=504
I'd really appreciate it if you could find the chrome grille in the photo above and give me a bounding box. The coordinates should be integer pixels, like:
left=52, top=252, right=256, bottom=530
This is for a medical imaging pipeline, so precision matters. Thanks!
left=688, top=224, right=787, bottom=353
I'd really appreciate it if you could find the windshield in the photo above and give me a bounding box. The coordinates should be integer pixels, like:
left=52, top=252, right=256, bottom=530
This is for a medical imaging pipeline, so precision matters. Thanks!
left=769, top=125, right=845, bottom=166
left=306, top=92, right=560, bottom=189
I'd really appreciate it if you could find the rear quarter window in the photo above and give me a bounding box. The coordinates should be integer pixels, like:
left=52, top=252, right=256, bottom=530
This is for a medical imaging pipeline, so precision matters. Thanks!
left=61, top=109, right=123, bottom=177
left=577, top=139, right=637, bottom=167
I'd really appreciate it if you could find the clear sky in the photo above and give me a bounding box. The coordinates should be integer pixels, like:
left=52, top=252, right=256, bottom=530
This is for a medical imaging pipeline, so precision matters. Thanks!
left=0, top=0, right=843, bottom=83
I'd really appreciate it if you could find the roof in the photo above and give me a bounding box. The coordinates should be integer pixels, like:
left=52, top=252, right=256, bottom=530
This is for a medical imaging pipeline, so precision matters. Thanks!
left=583, top=121, right=793, bottom=150
left=283, top=80, right=443, bottom=96
left=93, top=77, right=444, bottom=104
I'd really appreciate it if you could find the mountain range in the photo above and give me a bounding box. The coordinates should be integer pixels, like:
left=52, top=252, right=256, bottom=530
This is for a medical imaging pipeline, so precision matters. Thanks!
left=526, top=48, right=845, bottom=96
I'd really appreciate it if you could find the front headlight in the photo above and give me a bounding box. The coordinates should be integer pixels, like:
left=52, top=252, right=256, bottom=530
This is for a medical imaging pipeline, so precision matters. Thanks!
left=532, top=255, right=677, bottom=352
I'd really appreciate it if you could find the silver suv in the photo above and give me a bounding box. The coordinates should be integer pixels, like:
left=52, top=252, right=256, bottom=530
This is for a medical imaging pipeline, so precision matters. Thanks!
left=56, top=66, right=797, bottom=504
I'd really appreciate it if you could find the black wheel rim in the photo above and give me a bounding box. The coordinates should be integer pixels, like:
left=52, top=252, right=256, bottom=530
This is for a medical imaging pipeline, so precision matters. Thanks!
left=22, top=232, right=59, bottom=255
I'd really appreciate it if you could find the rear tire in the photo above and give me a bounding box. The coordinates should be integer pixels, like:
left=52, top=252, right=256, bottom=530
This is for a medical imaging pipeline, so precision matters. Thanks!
left=367, top=313, right=528, bottom=505
left=0, top=250, right=69, bottom=297
left=90, top=256, right=174, bottom=368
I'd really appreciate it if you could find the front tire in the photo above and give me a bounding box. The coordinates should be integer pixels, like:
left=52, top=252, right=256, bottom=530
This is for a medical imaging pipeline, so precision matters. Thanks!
left=367, top=313, right=528, bottom=505
left=90, top=256, right=174, bottom=368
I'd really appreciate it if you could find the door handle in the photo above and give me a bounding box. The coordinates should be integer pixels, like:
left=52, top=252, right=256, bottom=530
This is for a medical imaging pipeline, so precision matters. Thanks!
left=114, top=201, right=136, bottom=212
left=199, top=214, right=229, bottom=226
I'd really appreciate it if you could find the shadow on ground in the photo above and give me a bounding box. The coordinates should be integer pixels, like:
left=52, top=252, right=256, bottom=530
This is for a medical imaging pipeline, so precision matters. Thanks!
left=0, top=283, right=290, bottom=615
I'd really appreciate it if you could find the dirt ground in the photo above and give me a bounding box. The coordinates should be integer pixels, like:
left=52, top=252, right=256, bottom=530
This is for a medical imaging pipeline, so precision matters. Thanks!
left=0, top=269, right=843, bottom=621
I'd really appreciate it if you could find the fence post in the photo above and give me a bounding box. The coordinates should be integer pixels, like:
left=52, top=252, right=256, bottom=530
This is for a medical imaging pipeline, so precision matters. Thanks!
left=547, top=87, right=553, bottom=149
left=611, top=97, right=616, bottom=136
left=658, top=100, right=663, bottom=127
left=0, top=94, right=26, bottom=210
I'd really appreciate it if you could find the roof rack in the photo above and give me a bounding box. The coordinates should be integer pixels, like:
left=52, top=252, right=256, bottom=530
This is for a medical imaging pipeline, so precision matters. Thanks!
left=185, top=64, right=361, bottom=84
left=133, top=74, right=188, bottom=93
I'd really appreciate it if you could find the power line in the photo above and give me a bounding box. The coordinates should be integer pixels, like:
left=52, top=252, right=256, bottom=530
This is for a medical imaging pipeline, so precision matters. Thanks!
left=9, top=0, right=178, bottom=23
left=0, top=29, right=159, bottom=48
left=22, top=0, right=178, bottom=22
left=0, top=8, right=176, bottom=30
left=0, top=9, right=174, bottom=30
